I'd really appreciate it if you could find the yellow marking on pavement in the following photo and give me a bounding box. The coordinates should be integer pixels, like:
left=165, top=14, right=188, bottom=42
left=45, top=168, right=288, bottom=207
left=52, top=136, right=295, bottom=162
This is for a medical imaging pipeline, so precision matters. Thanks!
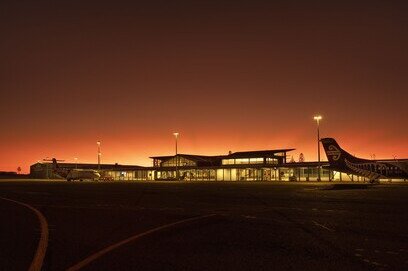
left=67, top=214, right=217, bottom=271
left=0, top=197, right=49, bottom=271
left=311, top=220, right=335, bottom=232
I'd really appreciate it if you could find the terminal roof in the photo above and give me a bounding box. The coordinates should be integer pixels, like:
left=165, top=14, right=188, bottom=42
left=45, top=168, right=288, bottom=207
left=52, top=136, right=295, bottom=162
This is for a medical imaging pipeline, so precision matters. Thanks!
left=150, top=154, right=223, bottom=162
left=225, top=149, right=295, bottom=158
left=150, top=149, right=295, bottom=160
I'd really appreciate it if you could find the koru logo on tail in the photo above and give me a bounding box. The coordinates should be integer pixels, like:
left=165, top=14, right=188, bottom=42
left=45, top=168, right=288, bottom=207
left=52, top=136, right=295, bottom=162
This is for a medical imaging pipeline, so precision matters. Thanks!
left=326, top=145, right=341, bottom=161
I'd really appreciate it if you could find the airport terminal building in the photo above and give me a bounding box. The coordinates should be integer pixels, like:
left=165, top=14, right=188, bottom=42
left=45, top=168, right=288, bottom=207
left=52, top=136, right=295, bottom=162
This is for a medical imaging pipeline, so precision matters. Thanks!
left=150, top=149, right=333, bottom=181
left=30, top=148, right=360, bottom=182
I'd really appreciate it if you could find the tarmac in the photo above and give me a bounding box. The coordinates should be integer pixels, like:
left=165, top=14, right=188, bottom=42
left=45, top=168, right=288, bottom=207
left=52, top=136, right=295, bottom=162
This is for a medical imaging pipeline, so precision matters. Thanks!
left=0, top=180, right=407, bottom=271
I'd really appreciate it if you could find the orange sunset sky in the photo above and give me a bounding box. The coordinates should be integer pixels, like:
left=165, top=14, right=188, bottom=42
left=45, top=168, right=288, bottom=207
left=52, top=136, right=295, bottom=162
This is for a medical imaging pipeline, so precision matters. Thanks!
left=1, top=0, right=407, bottom=173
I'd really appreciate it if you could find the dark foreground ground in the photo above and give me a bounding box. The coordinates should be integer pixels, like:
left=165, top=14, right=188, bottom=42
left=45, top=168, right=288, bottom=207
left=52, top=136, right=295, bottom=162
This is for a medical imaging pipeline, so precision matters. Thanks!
left=0, top=180, right=407, bottom=271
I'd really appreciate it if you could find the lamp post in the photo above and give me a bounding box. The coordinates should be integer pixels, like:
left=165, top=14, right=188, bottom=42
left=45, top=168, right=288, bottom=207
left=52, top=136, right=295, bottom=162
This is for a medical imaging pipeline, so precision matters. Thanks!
left=97, top=141, right=101, bottom=170
left=74, top=157, right=78, bottom=169
left=313, top=115, right=322, bottom=181
left=173, top=132, right=179, bottom=180
left=43, top=157, right=50, bottom=179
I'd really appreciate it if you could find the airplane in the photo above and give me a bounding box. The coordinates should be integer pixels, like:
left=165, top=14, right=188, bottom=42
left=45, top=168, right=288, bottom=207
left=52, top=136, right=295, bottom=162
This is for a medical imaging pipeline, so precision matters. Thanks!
left=51, top=158, right=101, bottom=181
left=320, top=138, right=408, bottom=182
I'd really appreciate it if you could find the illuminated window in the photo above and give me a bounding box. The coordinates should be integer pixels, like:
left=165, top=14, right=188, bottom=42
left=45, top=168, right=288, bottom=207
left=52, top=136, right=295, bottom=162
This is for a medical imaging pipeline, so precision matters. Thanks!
left=249, top=158, right=263, bottom=164
left=162, top=157, right=196, bottom=167
left=222, top=159, right=234, bottom=165
left=266, top=158, right=278, bottom=164
left=235, top=158, right=250, bottom=164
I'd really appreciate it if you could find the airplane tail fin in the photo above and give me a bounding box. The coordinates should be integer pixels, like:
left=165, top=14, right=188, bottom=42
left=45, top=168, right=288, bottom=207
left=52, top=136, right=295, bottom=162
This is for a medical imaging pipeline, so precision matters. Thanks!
left=52, top=158, right=59, bottom=171
left=50, top=158, right=69, bottom=178
left=48, top=158, right=64, bottom=171
left=320, top=138, right=363, bottom=170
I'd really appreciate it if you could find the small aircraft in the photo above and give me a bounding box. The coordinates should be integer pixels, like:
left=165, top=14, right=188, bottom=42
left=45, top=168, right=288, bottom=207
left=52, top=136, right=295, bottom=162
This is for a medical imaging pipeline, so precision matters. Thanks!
left=321, top=138, right=408, bottom=182
left=51, top=158, right=101, bottom=181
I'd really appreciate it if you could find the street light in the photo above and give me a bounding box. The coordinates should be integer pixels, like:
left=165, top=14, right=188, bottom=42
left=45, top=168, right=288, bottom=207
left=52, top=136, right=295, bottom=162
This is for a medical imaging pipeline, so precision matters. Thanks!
left=74, top=157, right=78, bottom=169
left=173, top=132, right=179, bottom=180
left=97, top=141, right=101, bottom=170
left=313, top=115, right=322, bottom=181
left=43, top=157, right=50, bottom=179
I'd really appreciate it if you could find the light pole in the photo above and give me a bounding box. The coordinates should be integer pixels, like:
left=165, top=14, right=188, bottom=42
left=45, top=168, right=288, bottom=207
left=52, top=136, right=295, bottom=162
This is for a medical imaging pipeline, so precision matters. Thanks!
left=313, top=115, right=322, bottom=181
left=74, top=157, right=78, bottom=169
left=43, top=157, right=50, bottom=179
left=173, top=132, right=179, bottom=180
left=97, top=141, right=101, bottom=170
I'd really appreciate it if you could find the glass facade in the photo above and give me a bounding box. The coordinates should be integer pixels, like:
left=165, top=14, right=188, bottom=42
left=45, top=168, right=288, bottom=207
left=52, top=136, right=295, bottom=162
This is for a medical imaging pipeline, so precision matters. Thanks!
left=103, top=170, right=153, bottom=181
left=94, top=166, right=345, bottom=182
left=222, top=159, right=235, bottom=165
left=155, top=169, right=218, bottom=181
left=221, top=157, right=271, bottom=165
left=266, top=158, right=278, bottom=164
left=161, top=157, right=196, bottom=167
left=149, top=167, right=330, bottom=181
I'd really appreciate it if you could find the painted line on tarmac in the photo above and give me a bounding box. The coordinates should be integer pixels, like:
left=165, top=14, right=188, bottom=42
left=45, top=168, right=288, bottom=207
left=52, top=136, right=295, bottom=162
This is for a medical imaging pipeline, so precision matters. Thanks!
left=67, top=214, right=217, bottom=271
left=311, top=220, right=335, bottom=232
left=0, top=197, right=49, bottom=271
